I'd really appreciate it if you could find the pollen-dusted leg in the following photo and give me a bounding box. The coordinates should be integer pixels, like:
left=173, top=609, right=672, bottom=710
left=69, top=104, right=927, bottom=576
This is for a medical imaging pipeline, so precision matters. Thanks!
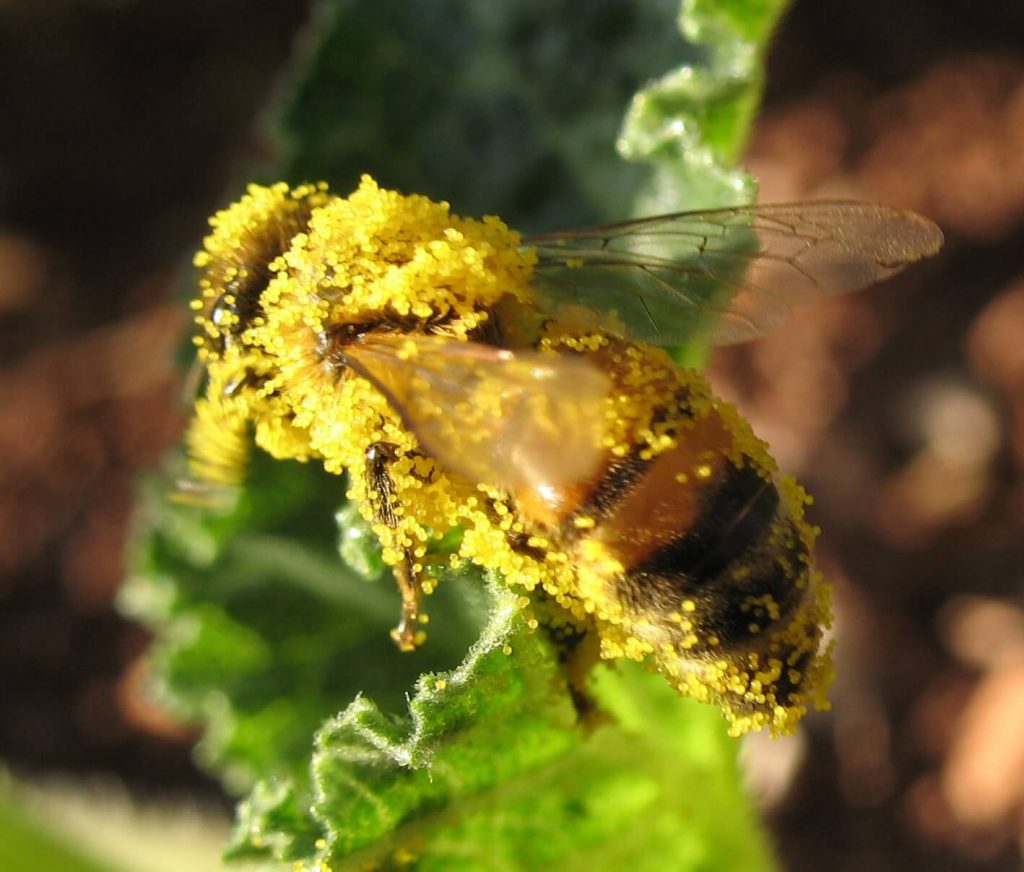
left=556, top=626, right=607, bottom=729
left=365, top=441, right=427, bottom=651
left=390, top=558, right=425, bottom=652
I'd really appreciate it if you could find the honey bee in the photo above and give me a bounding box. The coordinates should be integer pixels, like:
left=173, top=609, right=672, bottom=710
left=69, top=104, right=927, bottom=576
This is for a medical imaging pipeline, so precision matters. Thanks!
left=185, top=177, right=942, bottom=735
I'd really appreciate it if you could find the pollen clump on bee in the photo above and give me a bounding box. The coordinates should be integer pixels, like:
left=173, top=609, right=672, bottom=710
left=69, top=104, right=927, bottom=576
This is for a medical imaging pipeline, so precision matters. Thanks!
left=186, top=176, right=836, bottom=739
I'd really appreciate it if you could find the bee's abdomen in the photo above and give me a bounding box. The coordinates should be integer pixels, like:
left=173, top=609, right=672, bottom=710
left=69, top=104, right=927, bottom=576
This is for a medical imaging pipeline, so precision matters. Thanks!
left=590, top=447, right=807, bottom=648
left=564, top=389, right=831, bottom=732
left=625, top=474, right=807, bottom=648
left=627, top=462, right=780, bottom=593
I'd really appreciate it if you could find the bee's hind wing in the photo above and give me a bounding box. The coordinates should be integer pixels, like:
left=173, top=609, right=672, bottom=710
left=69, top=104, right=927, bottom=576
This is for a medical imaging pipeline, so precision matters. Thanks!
left=527, top=202, right=943, bottom=346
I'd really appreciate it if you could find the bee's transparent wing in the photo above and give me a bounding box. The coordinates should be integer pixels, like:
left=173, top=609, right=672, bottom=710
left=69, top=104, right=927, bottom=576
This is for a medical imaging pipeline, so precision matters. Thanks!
left=343, top=333, right=610, bottom=495
left=527, top=202, right=943, bottom=346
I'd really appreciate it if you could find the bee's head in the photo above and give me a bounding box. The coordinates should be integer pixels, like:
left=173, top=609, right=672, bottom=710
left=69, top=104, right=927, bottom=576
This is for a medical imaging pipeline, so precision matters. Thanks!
left=192, top=182, right=329, bottom=360
left=314, top=321, right=381, bottom=379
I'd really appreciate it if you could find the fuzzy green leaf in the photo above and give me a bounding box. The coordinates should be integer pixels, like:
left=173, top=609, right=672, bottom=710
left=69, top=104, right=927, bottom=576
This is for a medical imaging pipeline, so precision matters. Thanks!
left=620, top=0, right=787, bottom=215
left=125, top=0, right=792, bottom=869
left=226, top=584, right=775, bottom=872
left=123, top=455, right=489, bottom=792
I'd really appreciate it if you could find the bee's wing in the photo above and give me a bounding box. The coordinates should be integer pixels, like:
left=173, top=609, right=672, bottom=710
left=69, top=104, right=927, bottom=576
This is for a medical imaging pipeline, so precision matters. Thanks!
left=343, top=333, right=610, bottom=495
left=527, top=202, right=943, bottom=346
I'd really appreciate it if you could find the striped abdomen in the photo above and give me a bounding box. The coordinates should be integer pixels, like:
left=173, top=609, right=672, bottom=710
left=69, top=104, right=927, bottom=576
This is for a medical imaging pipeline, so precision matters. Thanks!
left=521, top=360, right=832, bottom=735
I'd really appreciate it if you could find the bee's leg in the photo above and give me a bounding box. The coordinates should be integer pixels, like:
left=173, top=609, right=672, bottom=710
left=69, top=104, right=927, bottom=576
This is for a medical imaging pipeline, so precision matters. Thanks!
left=557, top=629, right=607, bottom=729
left=365, top=441, right=425, bottom=652
left=390, top=558, right=424, bottom=652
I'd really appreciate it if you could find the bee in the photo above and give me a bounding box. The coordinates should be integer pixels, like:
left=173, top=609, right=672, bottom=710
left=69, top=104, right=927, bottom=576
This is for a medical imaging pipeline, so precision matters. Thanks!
left=185, top=177, right=942, bottom=735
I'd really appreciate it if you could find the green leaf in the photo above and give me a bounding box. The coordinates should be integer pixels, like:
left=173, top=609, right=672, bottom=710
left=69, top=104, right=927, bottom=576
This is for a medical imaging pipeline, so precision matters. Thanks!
left=615, top=0, right=788, bottom=364
left=125, top=0, right=792, bottom=868
left=266, top=0, right=703, bottom=230
left=123, top=455, right=489, bottom=792
left=620, top=0, right=788, bottom=215
left=227, top=583, right=775, bottom=872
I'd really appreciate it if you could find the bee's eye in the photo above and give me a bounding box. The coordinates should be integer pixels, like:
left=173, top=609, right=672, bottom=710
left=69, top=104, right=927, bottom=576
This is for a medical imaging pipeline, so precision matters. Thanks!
left=223, top=371, right=251, bottom=398
left=210, top=297, right=238, bottom=327
left=315, top=324, right=364, bottom=372
left=323, top=322, right=378, bottom=350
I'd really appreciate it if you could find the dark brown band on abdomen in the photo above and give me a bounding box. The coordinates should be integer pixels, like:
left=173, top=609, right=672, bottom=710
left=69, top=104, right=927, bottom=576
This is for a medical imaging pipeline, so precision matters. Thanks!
left=615, top=468, right=809, bottom=655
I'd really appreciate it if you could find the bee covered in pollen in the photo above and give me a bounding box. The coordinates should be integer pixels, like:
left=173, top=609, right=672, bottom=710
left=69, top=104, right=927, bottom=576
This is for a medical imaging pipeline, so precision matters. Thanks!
left=185, top=176, right=942, bottom=736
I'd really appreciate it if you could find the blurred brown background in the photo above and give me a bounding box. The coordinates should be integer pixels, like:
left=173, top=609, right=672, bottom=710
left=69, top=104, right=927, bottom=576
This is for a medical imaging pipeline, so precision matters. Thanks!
left=1, top=1, right=1023, bottom=870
